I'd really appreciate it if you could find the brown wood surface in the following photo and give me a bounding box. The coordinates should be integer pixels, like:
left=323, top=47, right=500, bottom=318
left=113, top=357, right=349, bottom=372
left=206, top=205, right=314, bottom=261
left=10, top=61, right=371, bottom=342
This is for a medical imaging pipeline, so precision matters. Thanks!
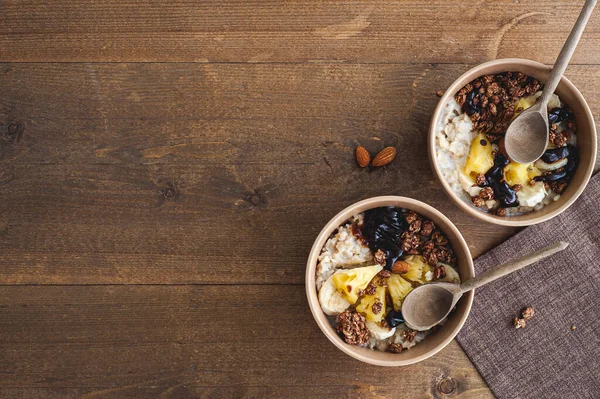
left=1, top=0, right=600, bottom=64
left=1, top=1, right=599, bottom=398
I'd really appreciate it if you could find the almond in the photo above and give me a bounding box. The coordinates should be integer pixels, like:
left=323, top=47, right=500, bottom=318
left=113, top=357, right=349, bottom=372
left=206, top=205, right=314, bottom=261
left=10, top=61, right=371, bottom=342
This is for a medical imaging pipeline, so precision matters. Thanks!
left=391, top=260, right=410, bottom=274
left=372, top=146, right=396, bottom=167
left=355, top=145, right=370, bottom=168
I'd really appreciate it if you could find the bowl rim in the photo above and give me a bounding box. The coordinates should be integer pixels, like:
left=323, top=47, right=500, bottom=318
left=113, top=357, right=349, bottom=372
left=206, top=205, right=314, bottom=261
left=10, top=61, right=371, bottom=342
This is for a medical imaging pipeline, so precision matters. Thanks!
left=305, top=196, right=474, bottom=366
left=428, top=58, right=597, bottom=227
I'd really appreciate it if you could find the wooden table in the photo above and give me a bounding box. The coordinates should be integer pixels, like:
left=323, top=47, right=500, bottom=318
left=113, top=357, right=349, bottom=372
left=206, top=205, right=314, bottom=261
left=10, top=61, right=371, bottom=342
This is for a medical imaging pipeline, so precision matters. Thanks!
left=1, top=1, right=598, bottom=397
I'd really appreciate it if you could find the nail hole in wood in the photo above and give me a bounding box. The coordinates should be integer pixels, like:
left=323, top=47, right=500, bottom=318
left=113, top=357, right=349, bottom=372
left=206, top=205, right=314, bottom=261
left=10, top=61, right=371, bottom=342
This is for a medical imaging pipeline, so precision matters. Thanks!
left=163, top=187, right=177, bottom=200
left=437, top=377, right=456, bottom=395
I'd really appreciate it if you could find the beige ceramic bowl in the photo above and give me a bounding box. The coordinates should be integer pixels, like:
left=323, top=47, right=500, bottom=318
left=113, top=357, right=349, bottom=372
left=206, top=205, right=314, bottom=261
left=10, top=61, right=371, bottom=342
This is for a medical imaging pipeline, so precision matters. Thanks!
left=429, top=58, right=597, bottom=226
left=305, top=196, right=474, bottom=366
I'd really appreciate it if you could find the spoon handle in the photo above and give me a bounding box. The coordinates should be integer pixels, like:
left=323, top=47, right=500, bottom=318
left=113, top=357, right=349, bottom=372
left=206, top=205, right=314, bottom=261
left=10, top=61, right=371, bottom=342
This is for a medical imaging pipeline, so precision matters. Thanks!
left=539, top=0, right=597, bottom=107
left=459, top=241, right=569, bottom=293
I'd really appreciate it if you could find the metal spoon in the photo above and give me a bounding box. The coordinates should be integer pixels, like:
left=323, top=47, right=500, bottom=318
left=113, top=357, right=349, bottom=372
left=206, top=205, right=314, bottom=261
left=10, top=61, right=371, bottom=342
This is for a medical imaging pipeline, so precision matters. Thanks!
left=504, top=0, right=596, bottom=164
left=401, top=241, right=569, bottom=331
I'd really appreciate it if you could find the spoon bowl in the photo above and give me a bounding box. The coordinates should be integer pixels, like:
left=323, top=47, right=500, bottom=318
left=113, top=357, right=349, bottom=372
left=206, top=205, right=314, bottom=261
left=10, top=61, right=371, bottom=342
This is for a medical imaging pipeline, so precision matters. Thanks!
left=504, top=0, right=596, bottom=163
left=401, top=242, right=569, bottom=331
left=504, top=103, right=548, bottom=164
left=402, top=282, right=460, bottom=331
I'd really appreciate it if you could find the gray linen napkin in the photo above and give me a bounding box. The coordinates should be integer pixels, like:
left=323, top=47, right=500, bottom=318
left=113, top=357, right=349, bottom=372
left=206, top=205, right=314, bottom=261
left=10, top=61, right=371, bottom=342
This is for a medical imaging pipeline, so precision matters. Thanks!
left=456, top=173, right=600, bottom=399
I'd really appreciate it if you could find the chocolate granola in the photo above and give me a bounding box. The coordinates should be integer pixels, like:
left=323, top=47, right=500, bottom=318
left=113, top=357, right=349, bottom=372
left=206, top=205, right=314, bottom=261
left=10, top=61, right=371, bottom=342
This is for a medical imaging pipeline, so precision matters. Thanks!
left=336, top=310, right=370, bottom=345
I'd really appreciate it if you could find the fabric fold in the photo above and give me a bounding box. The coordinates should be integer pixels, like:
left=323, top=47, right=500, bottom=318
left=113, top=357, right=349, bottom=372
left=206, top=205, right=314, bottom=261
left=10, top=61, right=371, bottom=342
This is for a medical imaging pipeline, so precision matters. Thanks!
left=456, top=173, right=600, bottom=399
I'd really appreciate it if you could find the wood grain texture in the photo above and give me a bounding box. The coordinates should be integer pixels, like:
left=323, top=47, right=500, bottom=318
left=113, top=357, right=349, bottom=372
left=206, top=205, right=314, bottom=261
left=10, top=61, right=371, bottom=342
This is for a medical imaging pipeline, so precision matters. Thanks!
left=1, top=62, right=571, bottom=284
left=1, top=0, right=600, bottom=63
left=0, top=285, right=490, bottom=398
left=3, top=1, right=599, bottom=397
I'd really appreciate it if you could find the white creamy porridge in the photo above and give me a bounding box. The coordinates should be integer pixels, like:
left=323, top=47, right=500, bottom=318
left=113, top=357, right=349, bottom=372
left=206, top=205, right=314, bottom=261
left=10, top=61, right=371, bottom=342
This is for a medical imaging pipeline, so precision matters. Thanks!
left=435, top=72, right=579, bottom=216
left=315, top=207, right=460, bottom=353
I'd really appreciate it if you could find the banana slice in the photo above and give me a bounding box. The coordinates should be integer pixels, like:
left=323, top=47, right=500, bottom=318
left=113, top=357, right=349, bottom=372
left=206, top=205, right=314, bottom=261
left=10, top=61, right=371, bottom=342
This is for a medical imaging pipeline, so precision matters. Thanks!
left=318, top=272, right=351, bottom=316
left=535, top=157, right=568, bottom=172
left=458, top=169, right=482, bottom=197
left=436, top=263, right=461, bottom=284
left=516, top=181, right=547, bottom=207
left=366, top=320, right=396, bottom=340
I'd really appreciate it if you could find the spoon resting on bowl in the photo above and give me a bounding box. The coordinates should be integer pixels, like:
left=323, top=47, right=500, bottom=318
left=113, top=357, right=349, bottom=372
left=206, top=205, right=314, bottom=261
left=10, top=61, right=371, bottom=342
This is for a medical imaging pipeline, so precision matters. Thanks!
left=504, top=0, right=596, bottom=164
left=401, top=241, right=569, bottom=331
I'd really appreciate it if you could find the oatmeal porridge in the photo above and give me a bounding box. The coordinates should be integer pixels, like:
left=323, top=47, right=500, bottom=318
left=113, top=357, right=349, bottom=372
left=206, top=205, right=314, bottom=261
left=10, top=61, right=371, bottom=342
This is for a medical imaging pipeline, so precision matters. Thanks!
left=316, top=207, right=461, bottom=353
left=436, top=72, right=579, bottom=216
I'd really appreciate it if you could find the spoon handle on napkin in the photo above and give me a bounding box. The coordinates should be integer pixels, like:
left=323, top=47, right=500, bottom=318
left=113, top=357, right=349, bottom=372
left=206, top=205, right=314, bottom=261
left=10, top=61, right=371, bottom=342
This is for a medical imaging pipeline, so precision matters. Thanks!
left=459, top=241, right=569, bottom=293
left=540, top=0, right=597, bottom=106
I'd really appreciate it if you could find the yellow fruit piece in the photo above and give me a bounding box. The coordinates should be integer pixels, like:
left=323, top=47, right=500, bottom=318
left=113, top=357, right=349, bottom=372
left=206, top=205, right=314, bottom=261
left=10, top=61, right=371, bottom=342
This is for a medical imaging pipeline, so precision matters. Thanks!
left=332, top=264, right=382, bottom=304
left=528, top=165, right=542, bottom=180
left=464, top=133, right=494, bottom=178
left=356, top=285, right=387, bottom=322
left=401, top=255, right=434, bottom=284
left=514, top=92, right=560, bottom=119
left=504, top=162, right=530, bottom=186
left=388, top=274, right=413, bottom=311
left=504, top=162, right=541, bottom=186
left=513, top=95, right=537, bottom=118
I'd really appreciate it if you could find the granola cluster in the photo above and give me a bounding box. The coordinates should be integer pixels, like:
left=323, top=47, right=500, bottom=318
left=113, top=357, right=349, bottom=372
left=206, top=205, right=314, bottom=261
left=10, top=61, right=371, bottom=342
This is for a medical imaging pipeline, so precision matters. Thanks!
left=451, top=72, right=579, bottom=217
left=455, top=72, right=542, bottom=143
left=321, top=207, right=462, bottom=354
left=399, top=211, right=456, bottom=273
left=336, top=310, right=371, bottom=345
left=513, top=306, right=535, bottom=329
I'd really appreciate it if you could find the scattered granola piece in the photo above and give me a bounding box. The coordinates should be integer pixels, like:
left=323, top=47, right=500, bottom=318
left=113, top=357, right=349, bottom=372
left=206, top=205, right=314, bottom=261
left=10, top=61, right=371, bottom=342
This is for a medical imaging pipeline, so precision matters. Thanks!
left=431, top=231, right=448, bottom=246
left=570, top=325, right=577, bottom=331
left=388, top=343, right=404, bottom=353
left=423, top=249, right=438, bottom=267
left=550, top=180, right=567, bottom=194
left=400, top=231, right=421, bottom=253
left=409, top=218, right=422, bottom=233
left=376, top=275, right=388, bottom=287
left=405, top=211, right=419, bottom=224
left=475, top=173, right=487, bottom=187
left=434, top=265, right=447, bottom=280
left=401, top=329, right=418, bottom=343
left=372, top=299, right=383, bottom=315
left=377, top=270, right=391, bottom=278
left=436, top=89, right=444, bottom=97
left=364, top=282, right=377, bottom=296
left=472, top=196, right=485, bottom=208
left=420, top=220, right=435, bottom=236
left=521, top=306, right=535, bottom=320
left=336, top=310, right=371, bottom=345
left=479, top=186, right=495, bottom=200
left=374, top=249, right=386, bottom=265
left=513, top=317, right=527, bottom=329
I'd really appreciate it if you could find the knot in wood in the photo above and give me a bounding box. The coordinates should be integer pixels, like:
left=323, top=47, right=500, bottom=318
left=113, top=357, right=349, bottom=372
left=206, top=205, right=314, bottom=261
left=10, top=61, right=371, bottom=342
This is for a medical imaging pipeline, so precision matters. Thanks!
left=163, top=187, right=177, bottom=200
left=245, top=190, right=265, bottom=207
left=249, top=194, right=261, bottom=205
left=437, top=376, right=456, bottom=395
left=7, top=122, right=20, bottom=136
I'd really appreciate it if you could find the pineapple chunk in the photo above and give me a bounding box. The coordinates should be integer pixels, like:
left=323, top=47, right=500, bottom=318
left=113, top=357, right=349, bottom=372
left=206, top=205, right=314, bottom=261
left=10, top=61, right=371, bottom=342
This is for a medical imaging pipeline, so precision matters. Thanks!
left=356, top=285, right=387, bottom=322
left=401, top=255, right=434, bottom=284
left=332, top=264, right=382, bottom=304
left=388, top=274, right=413, bottom=311
left=464, top=133, right=494, bottom=178
left=504, top=162, right=541, bottom=186
left=504, top=162, right=530, bottom=186
left=528, top=165, right=542, bottom=180
left=514, top=92, right=561, bottom=119
left=514, top=96, right=538, bottom=118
